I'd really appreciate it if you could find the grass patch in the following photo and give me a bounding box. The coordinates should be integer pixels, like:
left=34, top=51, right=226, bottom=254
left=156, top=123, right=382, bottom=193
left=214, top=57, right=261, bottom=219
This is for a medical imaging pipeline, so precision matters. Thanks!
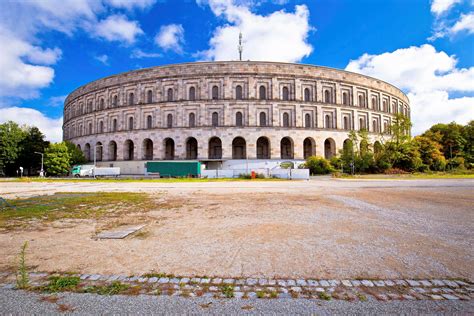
left=0, top=192, right=154, bottom=230
left=0, top=177, right=286, bottom=183
left=356, top=292, right=367, bottom=301
left=221, top=284, right=234, bottom=298
left=81, top=281, right=130, bottom=295
left=318, top=291, right=332, bottom=301
left=337, top=171, right=474, bottom=180
left=41, top=276, right=80, bottom=293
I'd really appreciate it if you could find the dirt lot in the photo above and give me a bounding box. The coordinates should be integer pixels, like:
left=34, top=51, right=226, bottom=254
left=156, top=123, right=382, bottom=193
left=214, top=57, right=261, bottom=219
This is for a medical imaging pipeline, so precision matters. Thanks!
left=0, top=179, right=473, bottom=280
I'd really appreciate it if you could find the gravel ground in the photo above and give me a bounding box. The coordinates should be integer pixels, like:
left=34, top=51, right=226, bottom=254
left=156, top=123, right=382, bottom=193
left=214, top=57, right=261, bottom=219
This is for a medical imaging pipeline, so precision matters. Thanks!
left=1, top=178, right=473, bottom=280
left=0, top=288, right=472, bottom=315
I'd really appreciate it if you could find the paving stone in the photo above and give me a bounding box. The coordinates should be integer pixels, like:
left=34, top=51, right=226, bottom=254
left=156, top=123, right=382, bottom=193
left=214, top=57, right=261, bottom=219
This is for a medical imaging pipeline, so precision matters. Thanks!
left=3, top=284, right=15, bottom=290
left=395, top=280, right=408, bottom=286
left=242, top=286, right=251, bottom=292
left=138, top=277, right=148, bottom=283
left=117, top=275, right=127, bottom=281
left=169, top=278, right=180, bottom=284
left=258, top=278, right=267, bottom=286
left=223, top=278, right=235, bottom=284
left=148, top=277, right=158, bottom=283
left=361, top=280, right=374, bottom=287
left=307, top=280, right=318, bottom=287
left=268, top=279, right=276, bottom=286
left=388, top=293, right=401, bottom=300
left=431, top=288, right=441, bottom=293
left=406, top=280, right=421, bottom=287
left=431, top=280, right=445, bottom=286
left=412, top=287, right=426, bottom=293
left=375, top=294, right=388, bottom=301
left=235, top=279, right=245, bottom=285
left=171, top=291, right=182, bottom=297
left=278, top=293, right=292, bottom=299
left=266, top=287, right=275, bottom=292
left=247, top=278, right=258, bottom=286
left=441, top=287, right=454, bottom=293
left=442, top=294, right=459, bottom=300
left=203, top=292, right=214, bottom=298
left=443, top=280, right=459, bottom=288
left=277, top=280, right=286, bottom=287
left=286, top=280, right=296, bottom=286
left=247, top=292, right=257, bottom=299
left=384, top=280, right=395, bottom=286
left=108, top=275, right=121, bottom=281
left=296, top=279, right=307, bottom=286
left=315, top=287, right=325, bottom=292
left=290, top=286, right=302, bottom=292
left=341, top=280, right=352, bottom=287
left=430, top=294, right=444, bottom=300
left=351, top=280, right=361, bottom=287
left=457, top=294, right=471, bottom=300
left=80, top=274, right=90, bottom=280
left=455, top=280, right=469, bottom=286
left=319, top=280, right=330, bottom=287
left=454, top=288, right=467, bottom=294
left=158, top=277, right=169, bottom=284
left=212, top=278, right=222, bottom=284
left=209, top=286, right=219, bottom=292
left=280, top=288, right=288, bottom=293
left=419, top=280, right=432, bottom=287
left=99, top=275, right=110, bottom=281
left=172, top=284, right=180, bottom=290
left=180, top=278, right=190, bottom=284
left=374, top=280, right=385, bottom=287
left=466, top=287, right=474, bottom=292
left=327, top=287, right=335, bottom=293
left=234, top=286, right=241, bottom=291
left=88, top=274, right=101, bottom=281
left=234, top=292, right=244, bottom=299
left=183, top=285, right=193, bottom=290
left=402, top=294, right=416, bottom=300
left=328, top=280, right=340, bottom=287
left=200, top=278, right=211, bottom=284
left=30, top=272, right=48, bottom=278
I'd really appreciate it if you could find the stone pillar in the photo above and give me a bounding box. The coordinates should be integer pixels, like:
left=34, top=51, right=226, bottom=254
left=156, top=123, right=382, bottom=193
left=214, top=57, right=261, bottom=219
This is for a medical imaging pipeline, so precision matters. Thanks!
left=316, top=105, right=323, bottom=128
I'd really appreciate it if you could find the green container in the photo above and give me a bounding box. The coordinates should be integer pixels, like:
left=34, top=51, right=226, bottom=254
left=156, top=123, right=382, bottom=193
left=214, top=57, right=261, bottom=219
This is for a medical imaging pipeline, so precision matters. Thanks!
left=146, top=161, right=201, bottom=177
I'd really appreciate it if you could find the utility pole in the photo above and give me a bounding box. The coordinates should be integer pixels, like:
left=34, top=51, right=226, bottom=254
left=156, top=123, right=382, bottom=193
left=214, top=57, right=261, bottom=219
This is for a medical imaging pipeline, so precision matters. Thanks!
left=34, top=152, right=44, bottom=177
left=238, top=32, right=243, bottom=61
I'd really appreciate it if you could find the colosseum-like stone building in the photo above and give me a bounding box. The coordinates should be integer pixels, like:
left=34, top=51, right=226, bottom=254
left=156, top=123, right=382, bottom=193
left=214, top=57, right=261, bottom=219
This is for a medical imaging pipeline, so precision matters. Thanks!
left=63, top=61, right=410, bottom=174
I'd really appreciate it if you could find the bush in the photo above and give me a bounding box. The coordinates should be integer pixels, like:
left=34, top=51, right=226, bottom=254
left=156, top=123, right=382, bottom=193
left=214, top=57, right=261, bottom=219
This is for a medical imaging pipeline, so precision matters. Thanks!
left=305, top=156, right=334, bottom=175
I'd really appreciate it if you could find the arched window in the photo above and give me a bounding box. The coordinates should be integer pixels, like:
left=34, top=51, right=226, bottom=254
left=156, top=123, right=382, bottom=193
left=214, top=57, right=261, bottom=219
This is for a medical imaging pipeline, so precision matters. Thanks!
left=236, top=112, right=243, bottom=126
left=212, top=85, right=219, bottom=100
left=88, top=123, right=92, bottom=134
left=186, top=137, right=198, bottom=159
left=189, top=87, right=196, bottom=101
left=146, top=115, right=152, bottom=129
left=372, top=97, right=378, bottom=110
left=99, top=121, right=104, bottom=133
left=304, top=88, right=310, bottom=101
left=128, top=117, right=134, bottom=130
left=384, top=121, right=389, bottom=133
left=282, top=112, right=290, bottom=127
left=167, top=113, right=173, bottom=128
left=88, top=102, right=92, bottom=112
left=343, top=116, right=349, bottom=130
left=100, top=98, right=104, bottom=110
left=372, top=120, right=378, bottom=133
left=211, top=112, right=219, bottom=127
left=113, top=95, right=118, bottom=107
left=359, top=95, right=365, bottom=107
left=167, top=88, right=173, bottom=101
left=325, top=115, right=332, bottom=128
left=342, top=92, right=348, bottom=105
left=259, top=112, right=266, bottom=127
left=324, top=90, right=331, bottom=103
left=383, top=100, right=388, bottom=112
left=259, top=85, right=266, bottom=100
left=147, top=90, right=153, bottom=103
left=235, top=85, right=243, bottom=100
left=282, top=87, right=289, bottom=100
left=112, top=119, right=117, bottom=132
left=359, top=118, right=365, bottom=130
left=256, top=137, right=270, bottom=159
left=189, top=113, right=196, bottom=127
left=304, top=113, right=311, bottom=128
left=129, top=93, right=134, bottom=105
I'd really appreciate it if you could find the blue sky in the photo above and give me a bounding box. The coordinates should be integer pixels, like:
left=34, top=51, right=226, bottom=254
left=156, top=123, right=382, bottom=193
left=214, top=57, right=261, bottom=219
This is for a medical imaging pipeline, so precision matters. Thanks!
left=0, top=0, right=473, bottom=141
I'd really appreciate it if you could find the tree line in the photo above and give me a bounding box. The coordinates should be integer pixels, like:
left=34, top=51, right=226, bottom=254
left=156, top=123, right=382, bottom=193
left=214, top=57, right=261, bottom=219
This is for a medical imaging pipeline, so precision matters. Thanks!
left=0, top=121, right=86, bottom=176
left=305, top=115, right=473, bottom=175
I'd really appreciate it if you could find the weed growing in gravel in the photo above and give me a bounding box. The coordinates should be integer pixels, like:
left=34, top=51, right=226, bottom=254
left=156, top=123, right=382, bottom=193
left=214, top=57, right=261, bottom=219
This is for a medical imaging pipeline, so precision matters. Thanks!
left=356, top=292, right=367, bottom=301
left=81, top=281, right=130, bottom=295
left=16, top=241, right=29, bottom=289
left=256, top=290, right=265, bottom=298
left=318, top=291, right=332, bottom=301
left=269, top=291, right=278, bottom=298
left=221, top=284, right=234, bottom=298
left=142, top=272, right=167, bottom=278
left=42, top=276, right=80, bottom=293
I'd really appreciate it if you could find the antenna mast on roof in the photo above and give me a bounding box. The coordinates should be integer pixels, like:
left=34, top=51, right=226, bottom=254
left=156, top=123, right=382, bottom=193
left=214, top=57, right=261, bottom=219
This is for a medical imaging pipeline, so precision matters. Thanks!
left=238, top=31, right=243, bottom=61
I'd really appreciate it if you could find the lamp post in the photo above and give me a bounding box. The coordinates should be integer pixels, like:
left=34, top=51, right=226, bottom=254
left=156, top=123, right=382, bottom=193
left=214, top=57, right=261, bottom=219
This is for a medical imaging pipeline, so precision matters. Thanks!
left=93, top=144, right=103, bottom=178
left=34, top=152, right=44, bottom=177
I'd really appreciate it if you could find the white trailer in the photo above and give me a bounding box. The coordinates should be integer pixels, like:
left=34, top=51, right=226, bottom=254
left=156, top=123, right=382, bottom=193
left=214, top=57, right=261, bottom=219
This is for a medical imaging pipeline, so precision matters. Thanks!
left=91, top=167, right=120, bottom=178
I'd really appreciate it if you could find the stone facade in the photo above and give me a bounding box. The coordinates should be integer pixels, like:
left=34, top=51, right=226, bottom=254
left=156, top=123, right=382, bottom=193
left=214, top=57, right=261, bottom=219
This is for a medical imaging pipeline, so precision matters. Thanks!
left=63, top=61, right=410, bottom=164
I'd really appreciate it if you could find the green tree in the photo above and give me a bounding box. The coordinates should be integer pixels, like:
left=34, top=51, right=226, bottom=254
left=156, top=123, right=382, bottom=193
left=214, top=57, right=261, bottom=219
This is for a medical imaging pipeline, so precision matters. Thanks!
left=423, top=122, right=466, bottom=161
left=44, top=142, right=72, bottom=176
left=65, top=141, right=86, bottom=166
left=462, top=120, right=474, bottom=167
left=414, top=136, right=446, bottom=171
left=304, top=156, right=334, bottom=175
left=17, top=126, right=49, bottom=176
left=0, top=121, right=26, bottom=176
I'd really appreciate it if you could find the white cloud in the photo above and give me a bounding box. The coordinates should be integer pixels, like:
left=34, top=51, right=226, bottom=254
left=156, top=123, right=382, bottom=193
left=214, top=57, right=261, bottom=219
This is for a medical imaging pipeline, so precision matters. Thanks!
left=105, top=0, right=156, bottom=10
left=49, top=95, right=68, bottom=107
left=95, top=54, right=109, bottom=65
left=155, top=24, right=185, bottom=53
left=0, top=107, right=63, bottom=142
left=450, top=12, right=474, bottom=34
left=197, top=1, right=313, bottom=62
left=346, top=44, right=474, bottom=135
left=431, top=0, right=462, bottom=16
left=130, top=49, right=162, bottom=59
left=94, top=15, right=144, bottom=44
